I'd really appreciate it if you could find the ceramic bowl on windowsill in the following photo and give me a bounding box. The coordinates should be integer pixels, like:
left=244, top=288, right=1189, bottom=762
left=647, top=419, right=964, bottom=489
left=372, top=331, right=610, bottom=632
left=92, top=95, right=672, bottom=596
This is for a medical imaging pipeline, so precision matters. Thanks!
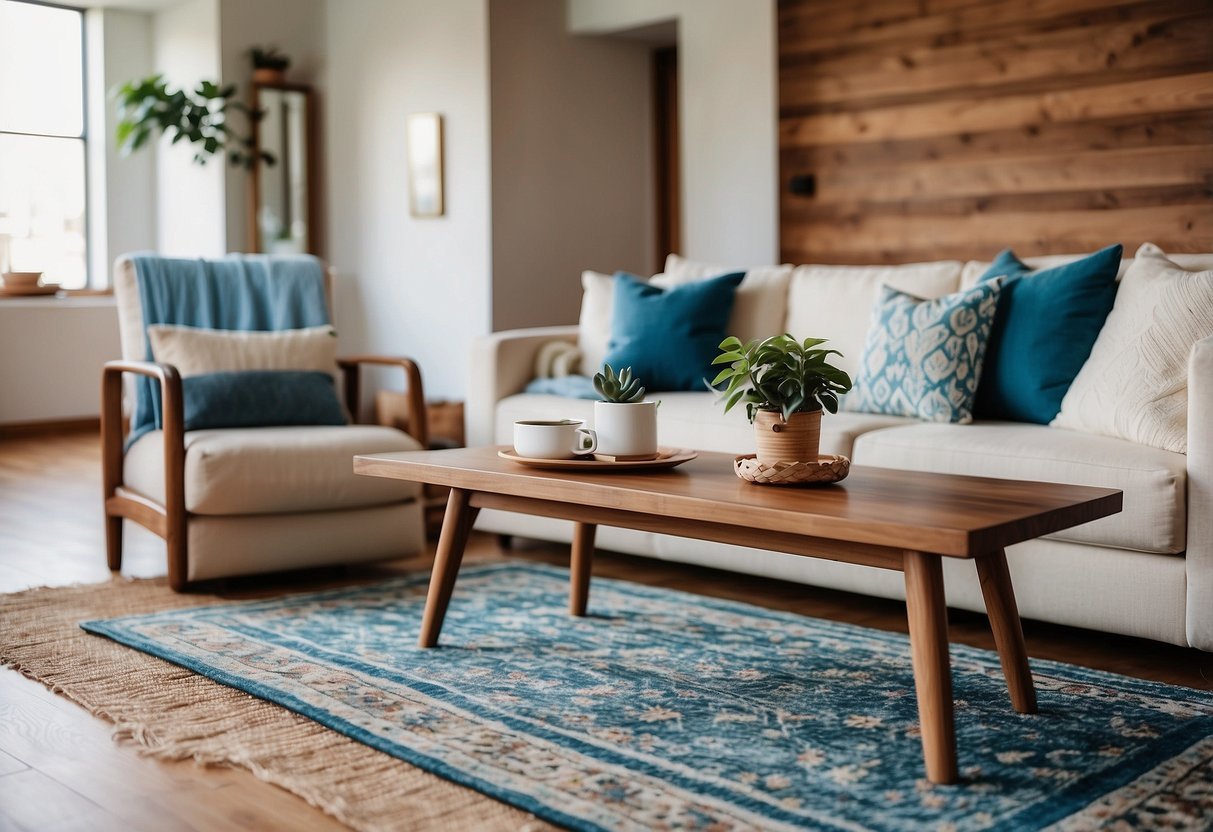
left=2, top=271, right=43, bottom=289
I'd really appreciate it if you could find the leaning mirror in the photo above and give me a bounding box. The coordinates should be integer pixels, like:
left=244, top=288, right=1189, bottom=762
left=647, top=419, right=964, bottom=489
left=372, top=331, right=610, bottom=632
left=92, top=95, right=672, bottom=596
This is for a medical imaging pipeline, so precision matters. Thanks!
left=250, top=83, right=315, bottom=254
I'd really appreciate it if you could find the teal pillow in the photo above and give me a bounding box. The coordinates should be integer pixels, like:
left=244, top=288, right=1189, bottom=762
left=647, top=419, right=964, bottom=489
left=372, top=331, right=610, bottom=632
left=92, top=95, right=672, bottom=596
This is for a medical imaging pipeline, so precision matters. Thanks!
left=602, top=270, right=744, bottom=391
left=974, top=244, right=1122, bottom=423
left=181, top=371, right=348, bottom=431
left=846, top=281, right=1003, bottom=423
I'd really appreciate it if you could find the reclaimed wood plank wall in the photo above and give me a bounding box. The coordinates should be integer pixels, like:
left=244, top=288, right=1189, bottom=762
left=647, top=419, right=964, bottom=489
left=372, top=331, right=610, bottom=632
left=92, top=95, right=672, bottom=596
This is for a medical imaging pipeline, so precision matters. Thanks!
left=778, top=0, right=1213, bottom=264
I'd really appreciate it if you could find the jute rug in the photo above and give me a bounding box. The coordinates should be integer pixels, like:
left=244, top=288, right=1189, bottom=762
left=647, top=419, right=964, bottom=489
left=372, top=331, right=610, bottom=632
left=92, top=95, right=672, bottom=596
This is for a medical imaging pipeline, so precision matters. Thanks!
left=17, top=563, right=1213, bottom=832
left=0, top=573, right=549, bottom=832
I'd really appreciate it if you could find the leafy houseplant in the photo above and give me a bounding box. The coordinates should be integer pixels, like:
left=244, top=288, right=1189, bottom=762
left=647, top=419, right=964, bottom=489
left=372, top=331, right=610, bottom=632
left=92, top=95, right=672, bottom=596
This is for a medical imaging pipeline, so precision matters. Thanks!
left=592, top=365, right=658, bottom=459
left=712, top=334, right=853, bottom=465
left=251, top=46, right=291, bottom=84
left=115, top=76, right=272, bottom=169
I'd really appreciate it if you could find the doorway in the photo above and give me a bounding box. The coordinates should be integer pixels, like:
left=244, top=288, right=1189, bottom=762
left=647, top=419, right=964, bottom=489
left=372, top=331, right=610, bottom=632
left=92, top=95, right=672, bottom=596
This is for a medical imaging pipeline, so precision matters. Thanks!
left=652, top=45, right=680, bottom=268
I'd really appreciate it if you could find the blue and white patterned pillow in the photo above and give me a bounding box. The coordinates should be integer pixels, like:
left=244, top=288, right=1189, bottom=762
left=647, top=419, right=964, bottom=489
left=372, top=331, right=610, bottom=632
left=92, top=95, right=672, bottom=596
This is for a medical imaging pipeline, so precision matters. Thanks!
left=846, top=280, right=1004, bottom=423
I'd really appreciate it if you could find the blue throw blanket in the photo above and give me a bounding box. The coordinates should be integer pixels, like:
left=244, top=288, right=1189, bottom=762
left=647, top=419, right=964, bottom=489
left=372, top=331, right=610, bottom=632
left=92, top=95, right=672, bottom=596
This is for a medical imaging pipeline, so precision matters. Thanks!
left=523, top=375, right=599, bottom=399
left=130, top=253, right=331, bottom=443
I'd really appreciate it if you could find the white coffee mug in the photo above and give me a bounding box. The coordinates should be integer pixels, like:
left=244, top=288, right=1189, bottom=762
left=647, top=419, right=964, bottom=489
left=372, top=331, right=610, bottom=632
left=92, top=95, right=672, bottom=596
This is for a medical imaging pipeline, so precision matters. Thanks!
left=513, top=419, right=598, bottom=459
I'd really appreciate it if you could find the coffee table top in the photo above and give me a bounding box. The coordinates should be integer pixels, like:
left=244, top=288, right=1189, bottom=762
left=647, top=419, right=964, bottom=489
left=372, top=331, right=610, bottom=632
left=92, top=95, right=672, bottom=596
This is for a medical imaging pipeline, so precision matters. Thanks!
left=354, top=447, right=1121, bottom=558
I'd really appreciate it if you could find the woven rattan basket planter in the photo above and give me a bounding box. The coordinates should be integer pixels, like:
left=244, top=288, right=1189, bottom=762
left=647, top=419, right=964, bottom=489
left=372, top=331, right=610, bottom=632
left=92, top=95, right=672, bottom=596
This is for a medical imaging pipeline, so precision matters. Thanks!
left=734, top=453, right=850, bottom=486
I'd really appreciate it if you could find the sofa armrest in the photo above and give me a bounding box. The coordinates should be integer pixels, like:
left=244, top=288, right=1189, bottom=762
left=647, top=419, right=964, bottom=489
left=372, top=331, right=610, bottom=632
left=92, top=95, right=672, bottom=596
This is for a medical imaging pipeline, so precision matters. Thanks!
left=1186, top=335, right=1213, bottom=649
left=466, top=326, right=579, bottom=447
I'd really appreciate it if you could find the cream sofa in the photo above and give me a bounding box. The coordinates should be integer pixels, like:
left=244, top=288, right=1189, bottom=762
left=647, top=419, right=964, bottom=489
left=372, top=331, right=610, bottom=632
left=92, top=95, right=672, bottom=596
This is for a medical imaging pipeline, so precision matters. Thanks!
left=468, top=253, right=1213, bottom=651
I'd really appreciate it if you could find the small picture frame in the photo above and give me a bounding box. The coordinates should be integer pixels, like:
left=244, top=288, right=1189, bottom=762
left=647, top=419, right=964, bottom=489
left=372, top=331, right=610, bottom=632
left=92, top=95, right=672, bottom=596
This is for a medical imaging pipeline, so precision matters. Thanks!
left=406, top=112, right=445, bottom=218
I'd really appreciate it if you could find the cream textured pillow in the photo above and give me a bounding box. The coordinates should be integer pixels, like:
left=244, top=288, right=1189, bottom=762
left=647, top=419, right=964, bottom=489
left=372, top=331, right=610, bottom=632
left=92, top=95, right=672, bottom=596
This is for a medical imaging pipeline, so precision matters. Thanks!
left=653, top=254, right=792, bottom=344
left=576, top=270, right=616, bottom=376
left=147, top=324, right=340, bottom=378
left=1052, top=243, right=1213, bottom=453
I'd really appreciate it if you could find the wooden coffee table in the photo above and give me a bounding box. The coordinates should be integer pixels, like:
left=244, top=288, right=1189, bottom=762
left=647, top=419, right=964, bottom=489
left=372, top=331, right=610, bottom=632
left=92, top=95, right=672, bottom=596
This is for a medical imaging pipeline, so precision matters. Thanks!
left=354, top=447, right=1121, bottom=784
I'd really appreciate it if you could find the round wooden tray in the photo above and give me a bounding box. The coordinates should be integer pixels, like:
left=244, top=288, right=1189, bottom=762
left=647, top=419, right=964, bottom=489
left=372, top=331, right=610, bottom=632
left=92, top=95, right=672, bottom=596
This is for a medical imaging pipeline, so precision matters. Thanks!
left=734, top=453, right=850, bottom=486
left=498, top=447, right=697, bottom=472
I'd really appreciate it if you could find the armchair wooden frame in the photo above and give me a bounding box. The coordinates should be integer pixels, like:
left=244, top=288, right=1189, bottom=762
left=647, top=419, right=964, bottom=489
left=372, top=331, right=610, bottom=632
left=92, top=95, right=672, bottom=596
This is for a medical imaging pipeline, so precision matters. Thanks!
left=102, top=356, right=429, bottom=591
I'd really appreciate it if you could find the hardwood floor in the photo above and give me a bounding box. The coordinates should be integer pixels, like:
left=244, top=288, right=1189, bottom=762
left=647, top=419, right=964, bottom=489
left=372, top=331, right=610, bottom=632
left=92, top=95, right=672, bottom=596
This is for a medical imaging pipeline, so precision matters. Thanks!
left=1, top=430, right=1210, bottom=830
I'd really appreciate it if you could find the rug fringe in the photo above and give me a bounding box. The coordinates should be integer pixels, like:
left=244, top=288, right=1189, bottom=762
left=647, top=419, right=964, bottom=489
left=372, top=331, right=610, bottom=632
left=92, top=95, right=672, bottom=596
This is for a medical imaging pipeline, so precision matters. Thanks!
left=1, top=577, right=547, bottom=832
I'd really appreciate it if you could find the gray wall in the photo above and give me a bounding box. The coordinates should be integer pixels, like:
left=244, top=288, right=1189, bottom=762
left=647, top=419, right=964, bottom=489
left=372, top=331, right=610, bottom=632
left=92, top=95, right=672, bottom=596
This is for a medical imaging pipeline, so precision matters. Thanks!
left=489, top=0, right=654, bottom=332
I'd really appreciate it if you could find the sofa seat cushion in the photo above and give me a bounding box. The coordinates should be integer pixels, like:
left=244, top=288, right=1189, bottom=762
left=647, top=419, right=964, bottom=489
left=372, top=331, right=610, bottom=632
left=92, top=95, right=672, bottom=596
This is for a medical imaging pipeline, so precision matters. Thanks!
left=853, top=423, right=1186, bottom=554
left=126, top=425, right=422, bottom=515
left=496, top=392, right=914, bottom=457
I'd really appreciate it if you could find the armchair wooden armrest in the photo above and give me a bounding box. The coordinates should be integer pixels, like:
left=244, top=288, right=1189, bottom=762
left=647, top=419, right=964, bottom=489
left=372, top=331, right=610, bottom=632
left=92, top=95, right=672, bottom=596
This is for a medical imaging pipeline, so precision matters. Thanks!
left=101, top=360, right=188, bottom=589
left=338, top=356, right=428, bottom=449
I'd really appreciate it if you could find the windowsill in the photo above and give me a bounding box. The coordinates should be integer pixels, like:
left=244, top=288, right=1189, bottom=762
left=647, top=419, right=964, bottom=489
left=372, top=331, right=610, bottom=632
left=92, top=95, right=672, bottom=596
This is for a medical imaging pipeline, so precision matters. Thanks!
left=0, top=293, right=116, bottom=308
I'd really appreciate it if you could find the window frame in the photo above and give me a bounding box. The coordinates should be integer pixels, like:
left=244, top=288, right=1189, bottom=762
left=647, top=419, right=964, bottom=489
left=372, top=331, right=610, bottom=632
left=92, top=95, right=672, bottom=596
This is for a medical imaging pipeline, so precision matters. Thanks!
left=1, top=0, right=92, bottom=289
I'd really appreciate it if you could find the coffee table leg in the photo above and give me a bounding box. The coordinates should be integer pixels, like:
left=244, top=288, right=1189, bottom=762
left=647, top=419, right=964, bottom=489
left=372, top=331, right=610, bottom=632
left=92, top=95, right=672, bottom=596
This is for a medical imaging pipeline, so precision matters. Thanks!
left=977, top=549, right=1038, bottom=714
left=418, top=488, right=479, bottom=648
left=904, top=551, right=958, bottom=785
left=570, top=522, right=596, bottom=617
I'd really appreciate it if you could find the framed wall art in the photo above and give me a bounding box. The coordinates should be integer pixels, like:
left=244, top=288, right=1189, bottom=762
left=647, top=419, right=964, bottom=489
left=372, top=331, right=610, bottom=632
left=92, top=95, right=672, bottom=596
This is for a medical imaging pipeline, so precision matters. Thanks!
left=406, top=112, right=444, bottom=218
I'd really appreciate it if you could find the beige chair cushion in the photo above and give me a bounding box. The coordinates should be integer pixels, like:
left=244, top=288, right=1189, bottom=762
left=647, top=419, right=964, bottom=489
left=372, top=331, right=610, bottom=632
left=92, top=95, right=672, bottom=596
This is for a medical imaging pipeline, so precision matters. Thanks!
left=853, top=422, right=1187, bottom=554
left=126, top=425, right=421, bottom=515
left=785, top=261, right=962, bottom=380
left=186, top=502, right=424, bottom=581
left=495, top=391, right=913, bottom=458
left=147, top=324, right=340, bottom=378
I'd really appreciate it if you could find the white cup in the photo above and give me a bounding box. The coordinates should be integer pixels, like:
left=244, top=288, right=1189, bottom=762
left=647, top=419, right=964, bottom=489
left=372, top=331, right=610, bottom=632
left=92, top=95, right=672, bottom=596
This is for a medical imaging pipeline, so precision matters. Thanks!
left=513, top=419, right=598, bottom=459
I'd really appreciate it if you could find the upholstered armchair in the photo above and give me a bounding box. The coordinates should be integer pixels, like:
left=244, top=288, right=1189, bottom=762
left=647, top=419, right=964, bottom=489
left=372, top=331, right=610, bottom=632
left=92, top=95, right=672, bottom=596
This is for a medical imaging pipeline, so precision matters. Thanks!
left=102, top=254, right=429, bottom=590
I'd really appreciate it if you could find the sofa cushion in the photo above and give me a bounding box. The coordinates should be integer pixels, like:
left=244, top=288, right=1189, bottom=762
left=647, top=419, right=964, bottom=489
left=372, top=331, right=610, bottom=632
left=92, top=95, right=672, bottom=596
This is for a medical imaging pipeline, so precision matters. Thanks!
left=785, top=261, right=962, bottom=381
left=853, top=422, right=1186, bottom=554
left=603, top=271, right=745, bottom=391
left=960, top=252, right=1213, bottom=290
left=125, top=425, right=422, bottom=515
left=576, top=270, right=617, bottom=375
left=654, top=255, right=793, bottom=344
left=973, top=244, right=1121, bottom=424
left=846, top=280, right=1003, bottom=424
left=496, top=392, right=913, bottom=458
left=1053, top=243, right=1213, bottom=454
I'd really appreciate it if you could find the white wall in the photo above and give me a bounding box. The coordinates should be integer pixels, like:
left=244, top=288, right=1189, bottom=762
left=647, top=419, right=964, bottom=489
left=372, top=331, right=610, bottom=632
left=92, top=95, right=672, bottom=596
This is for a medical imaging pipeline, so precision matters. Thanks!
left=153, top=0, right=226, bottom=256
left=0, top=299, right=121, bottom=423
left=489, top=0, right=653, bottom=332
left=218, top=0, right=325, bottom=254
left=323, top=0, right=492, bottom=401
left=86, top=8, right=157, bottom=285
left=568, top=0, right=779, bottom=266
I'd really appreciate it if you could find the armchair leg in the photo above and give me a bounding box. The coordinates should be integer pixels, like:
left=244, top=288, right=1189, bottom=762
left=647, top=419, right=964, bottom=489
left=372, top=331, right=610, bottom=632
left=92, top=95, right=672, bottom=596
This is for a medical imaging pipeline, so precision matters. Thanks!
left=167, top=535, right=188, bottom=592
left=105, top=515, right=123, bottom=571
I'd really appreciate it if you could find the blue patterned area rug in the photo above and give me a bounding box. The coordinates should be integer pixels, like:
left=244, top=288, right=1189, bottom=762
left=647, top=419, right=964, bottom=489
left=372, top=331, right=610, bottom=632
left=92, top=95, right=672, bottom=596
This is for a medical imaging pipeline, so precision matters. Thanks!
left=81, top=563, right=1212, bottom=831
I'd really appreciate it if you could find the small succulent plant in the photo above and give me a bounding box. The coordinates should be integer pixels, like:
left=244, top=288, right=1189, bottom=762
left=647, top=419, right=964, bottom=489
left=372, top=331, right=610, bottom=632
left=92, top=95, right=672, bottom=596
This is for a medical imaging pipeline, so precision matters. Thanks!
left=593, top=364, right=646, bottom=403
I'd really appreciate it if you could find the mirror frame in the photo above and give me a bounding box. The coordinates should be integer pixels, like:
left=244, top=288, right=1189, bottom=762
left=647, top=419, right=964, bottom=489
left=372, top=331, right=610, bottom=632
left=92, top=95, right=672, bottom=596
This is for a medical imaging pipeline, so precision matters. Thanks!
left=248, top=81, right=318, bottom=255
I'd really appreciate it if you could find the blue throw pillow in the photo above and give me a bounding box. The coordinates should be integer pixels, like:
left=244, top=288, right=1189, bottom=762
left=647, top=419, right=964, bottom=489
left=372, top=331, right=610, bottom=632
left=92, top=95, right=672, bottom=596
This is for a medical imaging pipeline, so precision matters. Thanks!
left=846, top=280, right=1003, bottom=424
left=975, top=244, right=1122, bottom=424
left=602, top=270, right=745, bottom=391
left=181, top=371, right=348, bottom=431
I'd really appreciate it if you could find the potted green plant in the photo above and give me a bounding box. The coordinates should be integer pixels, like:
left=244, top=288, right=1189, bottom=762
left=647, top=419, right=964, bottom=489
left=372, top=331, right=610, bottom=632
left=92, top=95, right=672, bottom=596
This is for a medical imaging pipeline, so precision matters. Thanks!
left=114, top=76, right=271, bottom=169
left=711, top=334, right=852, bottom=465
left=250, top=46, right=291, bottom=85
left=592, top=365, right=658, bottom=460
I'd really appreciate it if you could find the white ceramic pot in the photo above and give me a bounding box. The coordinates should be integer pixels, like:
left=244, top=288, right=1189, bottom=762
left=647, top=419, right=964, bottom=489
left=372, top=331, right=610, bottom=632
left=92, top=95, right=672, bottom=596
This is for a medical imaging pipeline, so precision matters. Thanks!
left=592, top=401, right=659, bottom=458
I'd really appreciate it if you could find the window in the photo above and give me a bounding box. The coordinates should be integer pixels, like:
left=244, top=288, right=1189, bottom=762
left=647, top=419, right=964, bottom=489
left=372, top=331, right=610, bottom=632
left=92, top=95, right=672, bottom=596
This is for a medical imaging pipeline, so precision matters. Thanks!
left=0, top=0, right=88, bottom=289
